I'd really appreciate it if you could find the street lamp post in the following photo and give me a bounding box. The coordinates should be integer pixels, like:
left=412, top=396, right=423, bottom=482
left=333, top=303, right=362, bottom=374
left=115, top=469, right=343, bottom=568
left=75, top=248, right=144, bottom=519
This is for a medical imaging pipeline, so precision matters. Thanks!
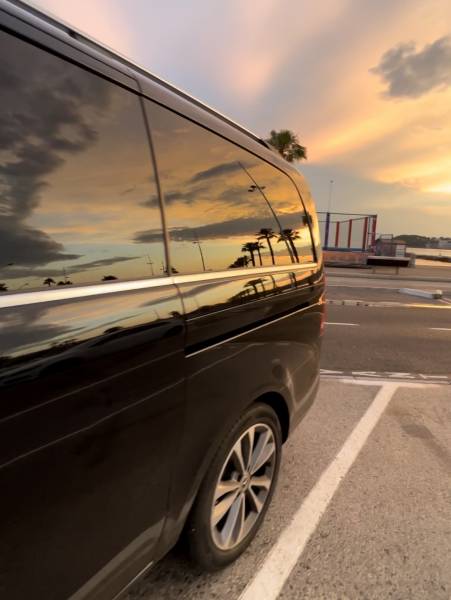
left=193, top=234, right=206, bottom=271
left=327, top=179, right=334, bottom=213
left=146, top=255, right=155, bottom=276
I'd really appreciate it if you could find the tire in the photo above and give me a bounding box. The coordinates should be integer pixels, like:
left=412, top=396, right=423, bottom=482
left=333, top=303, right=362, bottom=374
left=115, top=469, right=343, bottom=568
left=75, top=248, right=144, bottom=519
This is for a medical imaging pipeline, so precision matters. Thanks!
left=186, top=403, right=282, bottom=570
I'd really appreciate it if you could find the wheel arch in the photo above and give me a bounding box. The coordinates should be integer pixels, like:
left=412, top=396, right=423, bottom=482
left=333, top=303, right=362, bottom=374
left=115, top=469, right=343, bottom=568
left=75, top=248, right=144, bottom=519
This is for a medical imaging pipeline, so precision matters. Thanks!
left=255, top=391, right=290, bottom=443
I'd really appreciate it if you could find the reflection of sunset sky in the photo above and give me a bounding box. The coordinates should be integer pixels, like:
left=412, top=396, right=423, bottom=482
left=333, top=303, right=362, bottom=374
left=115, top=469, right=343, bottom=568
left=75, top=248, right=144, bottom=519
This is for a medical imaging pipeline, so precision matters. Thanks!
left=0, top=32, right=165, bottom=291
left=147, top=101, right=312, bottom=273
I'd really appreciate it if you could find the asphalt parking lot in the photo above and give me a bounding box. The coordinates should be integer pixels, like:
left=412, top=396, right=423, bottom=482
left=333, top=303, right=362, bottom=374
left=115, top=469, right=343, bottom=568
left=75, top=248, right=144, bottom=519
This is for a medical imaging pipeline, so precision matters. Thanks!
left=128, top=377, right=451, bottom=600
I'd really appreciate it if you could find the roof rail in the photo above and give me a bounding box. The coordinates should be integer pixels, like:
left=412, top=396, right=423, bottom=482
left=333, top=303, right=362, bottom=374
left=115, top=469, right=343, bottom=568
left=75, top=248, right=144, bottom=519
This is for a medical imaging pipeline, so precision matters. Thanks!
left=6, top=0, right=271, bottom=150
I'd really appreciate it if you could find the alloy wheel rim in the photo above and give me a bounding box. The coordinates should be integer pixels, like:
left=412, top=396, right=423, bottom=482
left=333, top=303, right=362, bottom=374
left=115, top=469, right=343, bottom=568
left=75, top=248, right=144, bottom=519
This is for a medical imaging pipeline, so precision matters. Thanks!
left=210, top=423, right=276, bottom=551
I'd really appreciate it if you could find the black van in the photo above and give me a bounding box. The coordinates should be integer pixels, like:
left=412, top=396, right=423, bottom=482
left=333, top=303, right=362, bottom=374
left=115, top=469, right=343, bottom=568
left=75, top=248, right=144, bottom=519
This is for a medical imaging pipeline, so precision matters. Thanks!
left=0, top=2, right=325, bottom=598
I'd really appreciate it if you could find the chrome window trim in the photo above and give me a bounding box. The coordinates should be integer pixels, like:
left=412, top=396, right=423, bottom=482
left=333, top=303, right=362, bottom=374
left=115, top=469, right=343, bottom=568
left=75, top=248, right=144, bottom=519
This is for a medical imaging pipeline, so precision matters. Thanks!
left=0, top=262, right=317, bottom=309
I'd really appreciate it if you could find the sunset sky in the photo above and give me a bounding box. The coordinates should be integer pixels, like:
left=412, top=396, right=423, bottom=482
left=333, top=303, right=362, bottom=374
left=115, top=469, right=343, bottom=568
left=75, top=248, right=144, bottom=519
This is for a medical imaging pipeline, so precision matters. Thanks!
left=32, top=0, right=451, bottom=237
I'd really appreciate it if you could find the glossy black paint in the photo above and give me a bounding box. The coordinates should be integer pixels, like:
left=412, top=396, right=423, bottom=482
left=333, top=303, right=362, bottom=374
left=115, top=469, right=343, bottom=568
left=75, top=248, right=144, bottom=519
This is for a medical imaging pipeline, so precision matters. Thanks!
left=165, top=269, right=323, bottom=539
left=0, top=2, right=325, bottom=599
left=0, top=286, right=186, bottom=599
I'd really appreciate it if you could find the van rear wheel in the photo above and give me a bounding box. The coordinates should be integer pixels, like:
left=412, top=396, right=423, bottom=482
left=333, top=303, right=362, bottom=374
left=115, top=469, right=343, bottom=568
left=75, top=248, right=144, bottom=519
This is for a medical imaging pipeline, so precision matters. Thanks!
left=186, top=403, right=282, bottom=570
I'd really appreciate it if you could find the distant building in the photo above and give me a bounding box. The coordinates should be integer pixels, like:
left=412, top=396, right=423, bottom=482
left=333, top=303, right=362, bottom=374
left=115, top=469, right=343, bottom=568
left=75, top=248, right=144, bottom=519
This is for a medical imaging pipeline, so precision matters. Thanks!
left=438, top=238, right=451, bottom=249
left=375, top=235, right=406, bottom=257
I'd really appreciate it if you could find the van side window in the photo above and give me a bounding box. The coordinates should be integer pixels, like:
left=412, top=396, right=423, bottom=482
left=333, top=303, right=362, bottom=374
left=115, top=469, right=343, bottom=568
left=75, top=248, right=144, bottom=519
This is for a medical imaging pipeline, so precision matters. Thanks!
left=252, top=164, right=315, bottom=264
left=0, top=31, right=165, bottom=294
left=145, top=101, right=294, bottom=274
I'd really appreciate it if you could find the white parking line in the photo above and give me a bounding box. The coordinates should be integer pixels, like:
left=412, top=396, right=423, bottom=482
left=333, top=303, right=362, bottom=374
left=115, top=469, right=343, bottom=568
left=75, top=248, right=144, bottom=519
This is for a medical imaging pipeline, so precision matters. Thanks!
left=239, top=382, right=399, bottom=600
left=325, top=322, right=359, bottom=326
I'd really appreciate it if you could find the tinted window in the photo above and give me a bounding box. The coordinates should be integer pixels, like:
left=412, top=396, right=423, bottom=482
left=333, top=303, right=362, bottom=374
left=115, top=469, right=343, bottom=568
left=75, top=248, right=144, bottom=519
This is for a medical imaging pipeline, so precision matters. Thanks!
left=251, top=163, right=315, bottom=264
left=145, top=101, right=295, bottom=274
left=0, top=31, right=165, bottom=294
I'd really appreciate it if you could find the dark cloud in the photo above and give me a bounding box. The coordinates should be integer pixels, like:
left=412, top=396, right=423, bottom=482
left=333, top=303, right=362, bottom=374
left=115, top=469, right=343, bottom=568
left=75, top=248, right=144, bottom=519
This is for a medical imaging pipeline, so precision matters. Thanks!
left=141, top=183, right=247, bottom=210
left=140, top=194, right=160, bottom=208
left=72, top=256, right=139, bottom=270
left=0, top=305, right=76, bottom=356
left=120, top=186, right=136, bottom=196
left=134, top=214, right=278, bottom=244
left=141, top=184, right=212, bottom=208
left=1, top=256, right=139, bottom=280
left=0, top=218, right=81, bottom=268
left=371, top=36, right=451, bottom=98
left=190, top=161, right=243, bottom=183
left=0, top=35, right=111, bottom=267
left=218, top=185, right=249, bottom=205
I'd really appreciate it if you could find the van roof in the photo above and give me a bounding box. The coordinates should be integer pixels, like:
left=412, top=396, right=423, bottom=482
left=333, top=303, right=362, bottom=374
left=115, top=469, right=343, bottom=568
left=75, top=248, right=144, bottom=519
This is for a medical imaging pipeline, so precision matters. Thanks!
left=4, top=0, right=272, bottom=151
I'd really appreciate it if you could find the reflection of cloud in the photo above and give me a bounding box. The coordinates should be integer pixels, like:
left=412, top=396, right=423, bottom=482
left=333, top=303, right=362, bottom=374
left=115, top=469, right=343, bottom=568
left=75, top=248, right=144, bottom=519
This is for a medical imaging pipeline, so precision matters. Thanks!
left=0, top=218, right=80, bottom=268
left=120, top=186, right=136, bottom=196
left=218, top=185, right=250, bottom=205
left=141, top=182, right=247, bottom=209
left=0, top=305, right=75, bottom=355
left=0, top=37, right=111, bottom=267
left=144, top=186, right=210, bottom=207
left=2, top=256, right=140, bottom=280
left=371, top=37, right=451, bottom=98
left=135, top=214, right=281, bottom=243
left=190, top=161, right=243, bottom=183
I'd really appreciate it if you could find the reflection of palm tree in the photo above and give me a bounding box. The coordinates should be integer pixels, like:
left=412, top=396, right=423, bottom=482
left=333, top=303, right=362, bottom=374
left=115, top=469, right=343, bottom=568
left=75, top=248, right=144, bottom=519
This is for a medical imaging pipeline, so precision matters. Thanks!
left=229, top=256, right=249, bottom=269
left=245, top=277, right=267, bottom=296
left=254, top=277, right=267, bottom=294
left=267, top=274, right=279, bottom=294
left=0, top=282, right=8, bottom=292
left=244, top=280, right=259, bottom=296
left=257, top=228, right=276, bottom=264
left=43, top=277, right=56, bottom=287
left=251, top=241, right=265, bottom=266
left=241, top=242, right=256, bottom=267
left=278, top=229, right=300, bottom=263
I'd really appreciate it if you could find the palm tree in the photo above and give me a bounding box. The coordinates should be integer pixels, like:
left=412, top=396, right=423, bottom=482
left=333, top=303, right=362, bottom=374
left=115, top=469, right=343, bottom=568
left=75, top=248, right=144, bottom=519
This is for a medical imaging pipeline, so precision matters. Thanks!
left=266, top=129, right=307, bottom=162
left=0, top=283, right=8, bottom=292
left=229, top=256, right=249, bottom=269
left=267, top=274, right=279, bottom=294
left=278, top=229, right=301, bottom=263
left=249, top=241, right=265, bottom=266
left=244, top=280, right=260, bottom=296
left=43, top=277, right=56, bottom=287
left=253, top=277, right=268, bottom=294
left=241, top=242, right=256, bottom=267
left=257, top=228, right=276, bottom=264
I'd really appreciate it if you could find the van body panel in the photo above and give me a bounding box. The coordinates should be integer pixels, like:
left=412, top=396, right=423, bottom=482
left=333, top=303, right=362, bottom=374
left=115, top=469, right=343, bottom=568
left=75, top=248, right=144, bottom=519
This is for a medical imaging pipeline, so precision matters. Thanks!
left=0, top=286, right=185, bottom=600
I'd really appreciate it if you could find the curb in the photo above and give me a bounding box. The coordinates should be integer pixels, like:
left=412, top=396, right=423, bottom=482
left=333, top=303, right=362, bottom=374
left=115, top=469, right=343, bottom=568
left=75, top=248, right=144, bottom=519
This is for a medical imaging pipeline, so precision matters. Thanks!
left=325, top=271, right=451, bottom=284
left=399, top=288, right=442, bottom=299
left=326, top=299, right=451, bottom=309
